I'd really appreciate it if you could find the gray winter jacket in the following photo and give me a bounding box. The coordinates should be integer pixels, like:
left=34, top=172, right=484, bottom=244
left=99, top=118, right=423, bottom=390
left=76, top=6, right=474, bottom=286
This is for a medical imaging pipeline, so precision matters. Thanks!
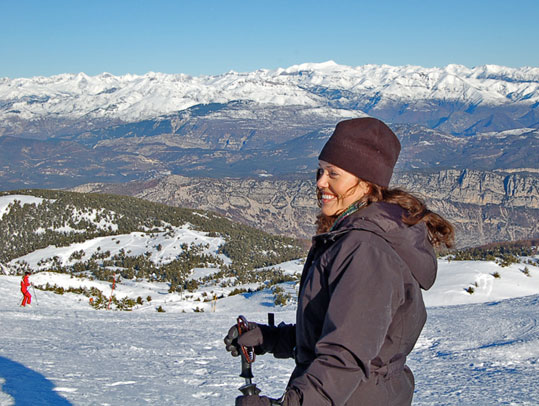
left=272, top=202, right=437, bottom=405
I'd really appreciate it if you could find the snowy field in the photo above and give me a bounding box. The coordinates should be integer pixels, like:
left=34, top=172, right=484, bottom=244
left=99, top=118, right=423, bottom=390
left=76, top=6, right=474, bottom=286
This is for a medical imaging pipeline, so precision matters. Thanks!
left=1, top=258, right=538, bottom=405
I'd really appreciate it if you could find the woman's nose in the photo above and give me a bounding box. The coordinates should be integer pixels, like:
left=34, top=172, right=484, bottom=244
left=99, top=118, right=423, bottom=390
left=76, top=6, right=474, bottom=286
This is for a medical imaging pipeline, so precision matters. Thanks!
left=317, top=173, right=328, bottom=189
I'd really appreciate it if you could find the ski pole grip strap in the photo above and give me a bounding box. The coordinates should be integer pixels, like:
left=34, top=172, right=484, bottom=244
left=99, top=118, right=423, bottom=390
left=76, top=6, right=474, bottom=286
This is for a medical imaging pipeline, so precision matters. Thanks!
left=237, top=315, right=255, bottom=363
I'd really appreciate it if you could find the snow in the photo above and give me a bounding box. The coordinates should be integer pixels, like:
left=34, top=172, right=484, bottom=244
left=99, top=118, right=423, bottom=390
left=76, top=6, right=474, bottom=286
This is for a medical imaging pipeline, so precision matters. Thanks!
left=70, top=207, right=119, bottom=233
left=1, top=63, right=538, bottom=126
left=423, top=259, right=539, bottom=307
left=187, top=267, right=221, bottom=281
left=0, top=248, right=538, bottom=404
left=479, top=127, right=538, bottom=138
left=7, top=225, right=229, bottom=271
left=0, top=195, right=47, bottom=220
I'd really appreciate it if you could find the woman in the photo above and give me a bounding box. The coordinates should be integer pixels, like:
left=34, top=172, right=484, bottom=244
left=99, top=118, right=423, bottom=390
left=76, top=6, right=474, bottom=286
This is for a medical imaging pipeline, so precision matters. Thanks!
left=225, top=117, right=454, bottom=405
left=20, top=271, right=32, bottom=307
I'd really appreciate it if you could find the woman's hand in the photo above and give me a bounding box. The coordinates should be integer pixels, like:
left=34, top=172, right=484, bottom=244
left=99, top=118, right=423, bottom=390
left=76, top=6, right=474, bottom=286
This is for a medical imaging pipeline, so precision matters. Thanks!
left=236, top=390, right=301, bottom=406
left=224, top=322, right=265, bottom=356
left=235, top=394, right=272, bottom=406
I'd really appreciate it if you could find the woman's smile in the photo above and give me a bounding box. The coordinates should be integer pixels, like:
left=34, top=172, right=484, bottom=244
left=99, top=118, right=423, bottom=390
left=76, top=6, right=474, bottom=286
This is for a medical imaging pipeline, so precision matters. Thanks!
left=320, top=191, right=337, bottom=204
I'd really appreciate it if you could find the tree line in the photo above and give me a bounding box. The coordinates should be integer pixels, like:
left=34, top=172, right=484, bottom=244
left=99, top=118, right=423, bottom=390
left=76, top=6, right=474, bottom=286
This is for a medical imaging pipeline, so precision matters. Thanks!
left=1, top=189, right=306, bottom=286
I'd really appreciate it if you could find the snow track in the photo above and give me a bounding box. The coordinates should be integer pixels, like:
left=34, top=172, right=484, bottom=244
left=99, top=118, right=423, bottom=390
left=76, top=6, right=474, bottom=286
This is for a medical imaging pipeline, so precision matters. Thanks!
left=1, top=292, right=538, bottom=404
left=410, top=296, right=539, bottom=405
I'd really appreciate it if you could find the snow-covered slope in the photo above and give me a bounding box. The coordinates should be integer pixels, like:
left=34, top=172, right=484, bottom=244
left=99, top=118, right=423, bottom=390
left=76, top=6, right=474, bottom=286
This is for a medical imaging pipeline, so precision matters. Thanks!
left=1, top=190, right=538, bottom=404
left=0, top=195, right=47, bottom=220
left=7, top=225, right=228, bottom=273
left=0, top=256, right=538, bottom=405
left=1, top=62, right=538, bottom=125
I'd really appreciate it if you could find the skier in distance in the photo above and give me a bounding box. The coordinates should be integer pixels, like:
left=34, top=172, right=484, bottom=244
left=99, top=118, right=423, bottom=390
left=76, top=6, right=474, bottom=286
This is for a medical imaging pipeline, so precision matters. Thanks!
left=20, top=271, right=32, bottom=307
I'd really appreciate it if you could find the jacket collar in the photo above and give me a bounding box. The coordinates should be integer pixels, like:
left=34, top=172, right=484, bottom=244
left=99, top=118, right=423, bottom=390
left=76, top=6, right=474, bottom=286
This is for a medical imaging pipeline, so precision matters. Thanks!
left=313, top=202, right=437, bottom=290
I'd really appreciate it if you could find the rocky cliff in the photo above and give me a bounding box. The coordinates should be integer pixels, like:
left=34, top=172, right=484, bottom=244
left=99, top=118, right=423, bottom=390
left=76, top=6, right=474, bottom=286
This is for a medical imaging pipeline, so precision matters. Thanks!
left=72, top=169, right=539, bottom=248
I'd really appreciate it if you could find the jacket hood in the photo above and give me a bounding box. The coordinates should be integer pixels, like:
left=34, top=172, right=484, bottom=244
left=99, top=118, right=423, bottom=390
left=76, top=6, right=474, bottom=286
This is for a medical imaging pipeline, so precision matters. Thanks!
left=331, top=202, right=437, bottom=290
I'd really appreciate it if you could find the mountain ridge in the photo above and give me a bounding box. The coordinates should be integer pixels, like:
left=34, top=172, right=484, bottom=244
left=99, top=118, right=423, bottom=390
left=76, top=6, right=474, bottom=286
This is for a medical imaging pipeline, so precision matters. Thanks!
left=2, top=62, right=538, bottom=139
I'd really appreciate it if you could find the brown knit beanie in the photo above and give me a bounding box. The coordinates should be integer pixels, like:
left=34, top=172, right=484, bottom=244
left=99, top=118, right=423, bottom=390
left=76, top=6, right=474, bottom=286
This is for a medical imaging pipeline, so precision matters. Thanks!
left=318, top=117, right=401, bottom=187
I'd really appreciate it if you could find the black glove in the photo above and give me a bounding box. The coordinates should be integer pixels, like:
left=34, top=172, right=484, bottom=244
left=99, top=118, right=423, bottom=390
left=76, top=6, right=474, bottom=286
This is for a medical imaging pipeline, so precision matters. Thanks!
left=236, top=389, right=301, bottom=406
left=235, top=394, right=272, bottom=406
left=224, top=322, right=270, bottom=356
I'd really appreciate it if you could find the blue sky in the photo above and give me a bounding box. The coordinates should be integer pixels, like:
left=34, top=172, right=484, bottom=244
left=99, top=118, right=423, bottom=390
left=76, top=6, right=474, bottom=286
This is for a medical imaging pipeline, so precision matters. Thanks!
left=1, top=0, right=538, bottom=78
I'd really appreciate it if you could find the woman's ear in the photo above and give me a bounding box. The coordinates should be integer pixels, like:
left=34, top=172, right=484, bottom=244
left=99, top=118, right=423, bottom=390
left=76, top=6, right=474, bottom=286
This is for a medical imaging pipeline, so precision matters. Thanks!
left=358, top=180, right=371, bottom=197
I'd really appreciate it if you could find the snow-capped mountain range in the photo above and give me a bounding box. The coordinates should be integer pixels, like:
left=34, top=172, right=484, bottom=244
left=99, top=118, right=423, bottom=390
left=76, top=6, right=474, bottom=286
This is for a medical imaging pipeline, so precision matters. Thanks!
left=1, top=61, right=538, bottom=138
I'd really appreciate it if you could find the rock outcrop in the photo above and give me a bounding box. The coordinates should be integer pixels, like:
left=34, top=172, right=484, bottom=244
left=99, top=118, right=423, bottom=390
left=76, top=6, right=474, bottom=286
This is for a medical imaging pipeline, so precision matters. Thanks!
left=72, top=169, right=539, bottom=248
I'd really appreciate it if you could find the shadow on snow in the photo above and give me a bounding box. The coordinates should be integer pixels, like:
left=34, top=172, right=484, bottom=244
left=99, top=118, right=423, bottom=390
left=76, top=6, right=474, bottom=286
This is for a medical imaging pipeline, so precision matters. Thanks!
left=0, top=356, right=73, bottom=405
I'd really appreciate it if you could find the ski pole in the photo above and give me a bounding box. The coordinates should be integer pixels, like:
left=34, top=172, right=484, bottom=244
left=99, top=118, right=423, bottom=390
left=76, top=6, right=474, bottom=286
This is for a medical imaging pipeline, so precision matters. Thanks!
left=236, top=315, right=260, bottom=396
left=108, top=273, right=116, bottom=310
left=268, top=312, right=275, bottom=328
left=267, top=312, right=283, bottom=405
left=236, top=314, right=283, bottom=405
left=31, top=284, right=38, bottom=306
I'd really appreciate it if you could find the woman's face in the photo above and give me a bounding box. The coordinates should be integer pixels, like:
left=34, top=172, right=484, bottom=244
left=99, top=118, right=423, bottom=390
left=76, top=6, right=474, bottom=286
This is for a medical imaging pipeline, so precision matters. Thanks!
left=317, top=160, right=369, bottom=217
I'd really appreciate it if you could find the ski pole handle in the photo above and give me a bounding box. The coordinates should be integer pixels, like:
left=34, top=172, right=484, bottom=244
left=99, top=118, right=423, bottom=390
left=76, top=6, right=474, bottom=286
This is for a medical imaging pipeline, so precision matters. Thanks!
left=268, top=312, right=275, bottom=327
left=237, top=315, right=255, bottom=364
left=237, top=316, right=255, bottom=381
left=236, top=315, right=261, bottom=396
left=239, top=350, right=254, bottom=382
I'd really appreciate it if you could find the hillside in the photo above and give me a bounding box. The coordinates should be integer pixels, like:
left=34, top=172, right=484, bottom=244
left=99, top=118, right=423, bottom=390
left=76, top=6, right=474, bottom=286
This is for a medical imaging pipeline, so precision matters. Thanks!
left=1, top=188, right=538, bottom=312
left=0, top=190, right=306, bottom=304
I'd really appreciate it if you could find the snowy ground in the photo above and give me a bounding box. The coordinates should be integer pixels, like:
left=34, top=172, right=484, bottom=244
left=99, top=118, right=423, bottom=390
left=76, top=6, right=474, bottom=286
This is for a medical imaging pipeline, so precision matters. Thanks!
left=1, top=259, right=538, bottom=405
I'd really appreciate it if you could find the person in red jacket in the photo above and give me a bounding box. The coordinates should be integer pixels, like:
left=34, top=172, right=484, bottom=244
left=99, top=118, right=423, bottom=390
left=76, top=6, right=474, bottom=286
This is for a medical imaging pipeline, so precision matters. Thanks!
left=20, top=271, right=32, bottom=307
